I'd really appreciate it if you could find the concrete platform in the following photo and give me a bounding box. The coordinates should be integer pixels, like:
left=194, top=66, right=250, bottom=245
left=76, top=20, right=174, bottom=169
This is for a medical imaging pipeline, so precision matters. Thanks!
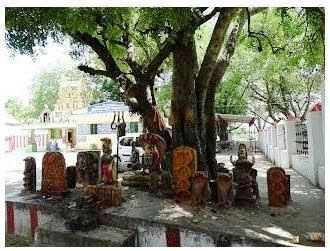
left=3, top=187, right=314, bottom=247
left=35, top=219, right=136, bottom=247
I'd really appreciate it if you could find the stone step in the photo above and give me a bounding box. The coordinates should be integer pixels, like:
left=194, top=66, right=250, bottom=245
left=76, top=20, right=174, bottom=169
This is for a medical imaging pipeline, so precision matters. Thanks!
left=35, top=219, right=136, bottom=247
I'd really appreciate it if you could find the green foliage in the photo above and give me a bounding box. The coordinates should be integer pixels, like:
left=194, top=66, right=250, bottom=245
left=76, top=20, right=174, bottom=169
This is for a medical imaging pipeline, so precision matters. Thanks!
left=5, top=8, right=197, bottom=72
left=88, top=76, right=123, bottom=104
left=219, top=7, right=324, bottom=120
left=5, top=98, right=32, bottom=122
left=195, top=21, right=214, bottom=66
left=215, top=73, right=248, bottom=115
left=156, top=82, right=172, bottom=118
left=5, top=7, right=324, bottom=123
left=29, top=67, right=61, bottom=117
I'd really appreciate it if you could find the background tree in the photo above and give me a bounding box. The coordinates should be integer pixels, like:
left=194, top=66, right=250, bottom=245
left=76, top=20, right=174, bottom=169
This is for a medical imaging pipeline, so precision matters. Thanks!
left=220, top=8, right=324, bottom=124
left=5, top=98, right=31, bottom=122
left=29, top=67, right=61, bottom=117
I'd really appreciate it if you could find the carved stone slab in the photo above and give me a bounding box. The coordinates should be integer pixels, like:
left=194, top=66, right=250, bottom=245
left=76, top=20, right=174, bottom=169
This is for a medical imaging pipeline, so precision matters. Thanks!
left=172, top=146, right=197, bottom=200
left=22, top=157, right=36, bottom=194
left=191, top=171, right=209, bottom=206
left=41, top=152, right=67, bottom=196
left=267, top=166, right=288, bottom=207
left=76, top=151, right=101, bottom=186
left=217, top=173, right=233, bottom=209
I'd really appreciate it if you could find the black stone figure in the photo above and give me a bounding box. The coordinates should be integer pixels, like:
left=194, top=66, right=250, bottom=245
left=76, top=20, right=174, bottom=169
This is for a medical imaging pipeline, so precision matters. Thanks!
left=86, top=151, right=101, bottom=185
left=66, top=166, right=77, bottom=189
left=76, top=151, right=101, bottom=186
left=21, top=157, right=36, bottom=194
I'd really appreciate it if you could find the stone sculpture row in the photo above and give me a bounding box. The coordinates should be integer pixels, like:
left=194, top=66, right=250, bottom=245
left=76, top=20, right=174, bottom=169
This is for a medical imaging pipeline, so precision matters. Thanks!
left=21, top=137, right=123, bottom=207
left=20, top=138, right=289, bottom=210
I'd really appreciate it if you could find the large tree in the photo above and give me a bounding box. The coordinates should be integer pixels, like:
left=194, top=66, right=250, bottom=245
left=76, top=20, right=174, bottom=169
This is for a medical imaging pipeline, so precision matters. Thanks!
left=6, top=7, right=324, bottom=198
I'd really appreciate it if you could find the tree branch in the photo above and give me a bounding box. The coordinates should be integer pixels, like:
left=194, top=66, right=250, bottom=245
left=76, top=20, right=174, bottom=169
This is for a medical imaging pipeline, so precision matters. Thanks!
left=144, top=35, right=176, bottom=77
left=74, top=32, right=123, bottom=78
left=246, top=8, right=285, bottom=54
left=77, top=65, right=111, bottom=78
left=195, top=7, right=222, bottom=26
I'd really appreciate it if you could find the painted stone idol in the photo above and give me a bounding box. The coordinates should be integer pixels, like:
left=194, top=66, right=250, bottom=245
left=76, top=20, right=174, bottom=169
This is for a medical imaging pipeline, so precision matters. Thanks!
left=216, top=173, right=233, bottom=209
left=100, top=138, right=117, bottom=185
left=139, top=133, right=166, bottom=193
left=172, top=146, right=197, bottom=201
left=267, top=167, right=288, bottom=207
left=41, top=152, right=67, bottom=196
left=191, top=171, right=209, bottom=206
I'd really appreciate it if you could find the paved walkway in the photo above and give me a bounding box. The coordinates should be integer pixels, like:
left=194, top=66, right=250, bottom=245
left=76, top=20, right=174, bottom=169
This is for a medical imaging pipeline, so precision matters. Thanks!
left=216, top=149, right=325, bottom=239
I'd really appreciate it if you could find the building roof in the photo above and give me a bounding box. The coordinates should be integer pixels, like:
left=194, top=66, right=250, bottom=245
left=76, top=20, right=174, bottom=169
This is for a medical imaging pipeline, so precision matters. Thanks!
left=215, top=113, right=256, bottom=125
left=71, top=100, right=129, bottom=115
left=21, top=121, right=77, bottom=130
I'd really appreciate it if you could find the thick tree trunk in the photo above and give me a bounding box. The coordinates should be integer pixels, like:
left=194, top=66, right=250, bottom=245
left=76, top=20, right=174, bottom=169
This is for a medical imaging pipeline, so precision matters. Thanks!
left=204, top=9, right=265, bottom=174
left=171, top=33, right=208, bottom=172
left=204, top=20, right=244, bottom=179
left=195, top=8, right=238, bottom=176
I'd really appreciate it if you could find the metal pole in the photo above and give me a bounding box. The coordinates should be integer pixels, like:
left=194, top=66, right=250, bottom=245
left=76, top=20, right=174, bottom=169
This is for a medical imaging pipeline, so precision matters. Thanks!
left=116, top=131, right=119, bottom=187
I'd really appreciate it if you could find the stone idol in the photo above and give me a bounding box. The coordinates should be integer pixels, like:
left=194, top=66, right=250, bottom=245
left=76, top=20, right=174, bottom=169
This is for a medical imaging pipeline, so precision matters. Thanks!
left=267, top=166, right=289, bottom=207
left=41, top=152, right=67, bottom=196
left=76, top=151, right=101, bottom=186
left=230, top=144, right=258, bottom=208
left=21, top=157, right=36, bottom=194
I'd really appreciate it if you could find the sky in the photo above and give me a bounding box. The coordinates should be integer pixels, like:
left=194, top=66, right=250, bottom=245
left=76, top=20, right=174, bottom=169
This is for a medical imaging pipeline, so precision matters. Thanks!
left=4, top=39, right=78, bottom=105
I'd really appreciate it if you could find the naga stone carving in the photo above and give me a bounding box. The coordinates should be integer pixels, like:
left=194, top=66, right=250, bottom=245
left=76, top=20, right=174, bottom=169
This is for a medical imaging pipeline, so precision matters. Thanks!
left=172, top=146, right=197, bottom=201
left=191, top=171, right=209, bottom=206
left=66, top=166, right=76, bottom=189
left=231, top=144, right=257, bottom=208
left=267, top=167, right=288, bottom=207
left=21, top=157, right=36, bottom=194
left=217, top=173, right=234, bottom=209
left=76, top=151, right=101, bottom=186
left=127, top=141, right=142, bottom=171
left=100, top=138, right=117, bottom=185
left=41, top=152, right=67, bottom=196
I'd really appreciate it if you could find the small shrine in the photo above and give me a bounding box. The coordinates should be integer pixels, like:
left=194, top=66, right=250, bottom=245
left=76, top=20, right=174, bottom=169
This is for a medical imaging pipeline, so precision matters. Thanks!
left=40, top=104, right=53, bottom=123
